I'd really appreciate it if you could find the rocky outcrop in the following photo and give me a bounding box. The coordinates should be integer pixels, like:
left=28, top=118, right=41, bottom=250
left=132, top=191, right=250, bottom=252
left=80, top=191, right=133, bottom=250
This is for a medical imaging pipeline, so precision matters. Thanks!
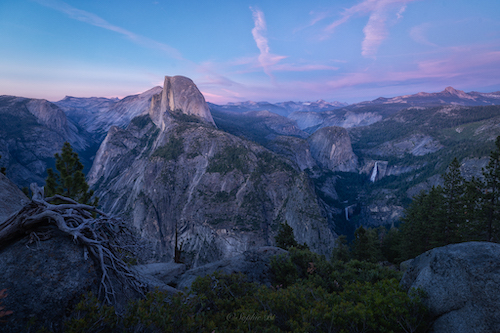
left=0, top=230, right=99, bottom=332
left=400, top=242, right=500, bottom=333
left=89, top=109, right=335, bottom=267
left=266, top=136, right=317, bottom=171
left=149, top=76, right=215, bottom=130
left=0, top=96, right=90, bottom=187
left=175, top=246, right=287, bottom=290
left=289, top=110, right=382, bottom=132
left=57, top=86, right=162, bottom=140
left=0, top=173, right=28, bottom=223
left=363, top=133, right=443, bottom=158
left=308, top=126, right=357, bottom=172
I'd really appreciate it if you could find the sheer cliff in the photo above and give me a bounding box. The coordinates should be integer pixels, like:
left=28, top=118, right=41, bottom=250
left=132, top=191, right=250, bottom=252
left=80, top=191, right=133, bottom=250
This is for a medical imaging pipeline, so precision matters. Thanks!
left=88, top=76, right=335, bottom=266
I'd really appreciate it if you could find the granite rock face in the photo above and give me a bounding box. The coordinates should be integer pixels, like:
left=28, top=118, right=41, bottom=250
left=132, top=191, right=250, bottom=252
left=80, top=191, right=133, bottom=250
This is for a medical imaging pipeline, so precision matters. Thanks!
left=0, top=96, right=90, bottom=187
left=0, top=230, right=99, bottom=333
left=266, top=136, right=317, bottom=171
left=88, top=114, right=335, bottom=267
left=400, top=242, right=500, bottom=333
left=308, top=126, right=357, bottom=172
left=56, top=86, right=162, bottom=140
left=149, top=76, right=215, bottom=130
left=0, top=173, right=28, bottom=222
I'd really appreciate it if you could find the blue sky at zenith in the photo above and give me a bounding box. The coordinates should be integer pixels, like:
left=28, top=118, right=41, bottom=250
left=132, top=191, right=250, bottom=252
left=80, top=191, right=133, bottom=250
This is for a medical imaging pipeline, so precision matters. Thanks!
left=0, top=0, right=499, bottom=104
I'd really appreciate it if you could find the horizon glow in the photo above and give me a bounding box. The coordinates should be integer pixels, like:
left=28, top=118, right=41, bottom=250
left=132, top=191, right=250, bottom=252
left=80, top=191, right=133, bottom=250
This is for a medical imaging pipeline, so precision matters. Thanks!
left=0, top=0, right=499, bottom=104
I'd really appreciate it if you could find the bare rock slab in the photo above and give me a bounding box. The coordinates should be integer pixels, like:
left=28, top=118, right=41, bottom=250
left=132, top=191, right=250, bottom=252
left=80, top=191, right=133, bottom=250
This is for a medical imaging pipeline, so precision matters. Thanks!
left=176, top=246, right=287, bottom=290
left=400, top=242, right=500, bottom=333
left=0, top=230, right=98, bottom=333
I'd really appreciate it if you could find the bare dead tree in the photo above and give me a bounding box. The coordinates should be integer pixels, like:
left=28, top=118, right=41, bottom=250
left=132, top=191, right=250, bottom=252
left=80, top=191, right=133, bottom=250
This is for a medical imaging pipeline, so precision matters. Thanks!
left=174, top=223, right=184, bottom=264
left=0, top=183, right=146, bottom=305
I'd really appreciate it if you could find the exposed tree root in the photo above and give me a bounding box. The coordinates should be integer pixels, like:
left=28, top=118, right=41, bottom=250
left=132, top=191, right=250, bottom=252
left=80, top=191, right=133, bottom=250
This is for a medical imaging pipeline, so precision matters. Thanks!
left=0, top=184, right=146, bottom=304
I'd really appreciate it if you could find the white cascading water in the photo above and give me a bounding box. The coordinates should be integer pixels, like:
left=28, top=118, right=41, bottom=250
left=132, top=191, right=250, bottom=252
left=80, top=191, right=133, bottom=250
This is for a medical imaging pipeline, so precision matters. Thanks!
left=345, top=207, right=350, bottom=221
left=370, top=161, right=378, bottom=182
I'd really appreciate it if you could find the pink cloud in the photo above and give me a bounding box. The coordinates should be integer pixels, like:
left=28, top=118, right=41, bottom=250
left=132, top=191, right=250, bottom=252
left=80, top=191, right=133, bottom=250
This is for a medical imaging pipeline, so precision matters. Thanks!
left=250, top=7, right=287, bottom=80
left=325, top=0, right=419, bottom=57
left=272, top=64, right=339, bottom=72
left=200, top=41, right=500, bottom=104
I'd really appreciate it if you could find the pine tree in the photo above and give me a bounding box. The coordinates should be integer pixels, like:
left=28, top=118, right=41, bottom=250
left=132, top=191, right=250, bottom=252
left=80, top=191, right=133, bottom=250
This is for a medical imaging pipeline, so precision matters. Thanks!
left=441, top=158, right=466, bottom=244
left=462, top=176, right=483, bottom=240
left=331, top=235, right=351, bottom=262
left=400, top=186, right=446, bottom=260
left=482, top=136, right=500, bottom=242
left=351, top=226, right=382, bottom=262
left=45, top=142, right=98, bottom=206
left=275, top=221, right=299, bottom=250
left=380, top=227, right=402, bottom=263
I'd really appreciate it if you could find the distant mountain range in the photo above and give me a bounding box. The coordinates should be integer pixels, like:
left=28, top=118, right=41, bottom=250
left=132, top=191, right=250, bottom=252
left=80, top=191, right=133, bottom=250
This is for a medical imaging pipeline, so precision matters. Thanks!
left=209, top=86, right=499, bottom=115
left=2, top=83, right=500, bottom=243
left=348, top=86, right=500, bottom=114
left=208, top=100, right=348, bottom=117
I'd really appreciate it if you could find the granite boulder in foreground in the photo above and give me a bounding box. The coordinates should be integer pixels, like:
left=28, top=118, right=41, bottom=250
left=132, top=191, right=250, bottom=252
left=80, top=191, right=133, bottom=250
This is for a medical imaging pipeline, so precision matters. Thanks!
left=400, top=242, right=500, bottom=333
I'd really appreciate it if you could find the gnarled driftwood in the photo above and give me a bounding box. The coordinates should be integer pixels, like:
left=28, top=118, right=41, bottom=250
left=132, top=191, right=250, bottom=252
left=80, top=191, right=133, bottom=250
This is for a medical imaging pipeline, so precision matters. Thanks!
left=0, top=183, right=146, bottom=304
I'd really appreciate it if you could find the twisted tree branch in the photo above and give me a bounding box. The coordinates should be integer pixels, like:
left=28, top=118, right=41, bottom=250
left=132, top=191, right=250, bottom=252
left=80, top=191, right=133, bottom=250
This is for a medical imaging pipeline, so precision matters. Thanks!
left=0, top=183, right=146, bottom=304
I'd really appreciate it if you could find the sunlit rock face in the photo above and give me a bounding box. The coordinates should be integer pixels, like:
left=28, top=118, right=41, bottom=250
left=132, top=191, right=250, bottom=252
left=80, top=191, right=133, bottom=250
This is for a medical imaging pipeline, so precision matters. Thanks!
left=308, top=126, right=357, bottom=172
left=149, top=75, right=215, bottom=131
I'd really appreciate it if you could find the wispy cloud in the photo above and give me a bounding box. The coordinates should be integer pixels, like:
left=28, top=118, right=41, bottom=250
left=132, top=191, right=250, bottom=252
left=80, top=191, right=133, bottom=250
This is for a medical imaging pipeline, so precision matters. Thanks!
left=325, top=0, right=418, bottom=58
left=250, top=7, right=287, bottom=81
left=272, top=64, right=339, bottom=72
left=410, top=23, right=438, bottom=47
left=33, top=0, right=184, bottom=60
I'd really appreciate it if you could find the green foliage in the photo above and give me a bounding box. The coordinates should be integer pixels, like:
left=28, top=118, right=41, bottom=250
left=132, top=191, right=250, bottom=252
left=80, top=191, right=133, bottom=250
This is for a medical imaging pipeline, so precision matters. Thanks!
left=152, top=136, right=184, bottom=161
left=399, top=138, right=500, bottom=260
left=171, top=109, right=204, bottom=124
left=45, top=142, right=98, bottom=206
left=254, top=151, right=295, bottom=176
left=351, top=226, right=383, bottom=263
left=331, top=234, right=351, bottom=262
left=207, top=146, right=249, bottom=174
left=130, top=114, right=153, bottom=129
left=64, top=256, right=429, bottom=333
left=380, top=226, right=403, bottom=263
left=274, top=221, right=298, bottom=250
left=482, top=135, right=500, bottom=242
left=64, top=292, right=116, bottom=333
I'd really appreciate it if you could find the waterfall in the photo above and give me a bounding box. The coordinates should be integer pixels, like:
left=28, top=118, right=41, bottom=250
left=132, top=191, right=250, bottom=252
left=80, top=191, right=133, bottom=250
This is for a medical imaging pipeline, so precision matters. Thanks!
left=370, top=161, right=378, bottom=182
left=345, top=207, right=349, bottom=221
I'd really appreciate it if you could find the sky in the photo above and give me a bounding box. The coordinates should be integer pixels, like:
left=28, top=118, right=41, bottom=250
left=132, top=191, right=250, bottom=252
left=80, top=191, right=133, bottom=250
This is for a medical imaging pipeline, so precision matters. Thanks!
left=1, top=0, right=500, bottom=104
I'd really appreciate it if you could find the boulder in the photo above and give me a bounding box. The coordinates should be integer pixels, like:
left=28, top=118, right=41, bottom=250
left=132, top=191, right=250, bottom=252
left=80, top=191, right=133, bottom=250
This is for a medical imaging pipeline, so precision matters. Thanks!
left=307, top=126, right=357, bottom=172
left=0, top=173, right=28, bottom=222
left=176, top=246, right=287, bottom=290
left=133, top=262, right=186, bottom=286
left=0, top=229, right=99, bottom=332
left=400, top=242, right=500, bottom=333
